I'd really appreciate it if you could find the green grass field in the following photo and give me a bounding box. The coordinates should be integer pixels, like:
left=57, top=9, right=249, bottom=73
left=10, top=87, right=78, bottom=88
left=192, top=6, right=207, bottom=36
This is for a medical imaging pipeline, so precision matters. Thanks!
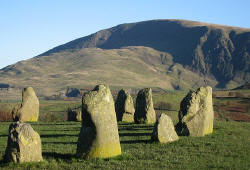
left=0, top=121, right=249, bottom=169
left=0, top=90, right=250, bottom=169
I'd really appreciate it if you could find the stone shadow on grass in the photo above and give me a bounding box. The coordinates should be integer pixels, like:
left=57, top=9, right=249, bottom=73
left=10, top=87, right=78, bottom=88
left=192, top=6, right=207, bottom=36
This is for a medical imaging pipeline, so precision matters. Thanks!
left=42, top=141, right=77, bottom=145
left=119, top=132, right=151, bottom=137
left=0, top=160, right=10, bottom=168
left=40, top=128, right=80, bottom=132
left=34, top=123, right=79, bottom=126
left=120, top=139, right=151, bottom=144
left=40, top=134, right=78, bottom=138
left=118, top=124, right=154, bottom=131
left=120, top=124, right=154, bottom=128
left=118, top=127, right=153, bottom=131
left=118, top=122, right=132, bottom=126
left=43, top=152, right=75, bottom=161
left=0, top=159, right=5, bottom=166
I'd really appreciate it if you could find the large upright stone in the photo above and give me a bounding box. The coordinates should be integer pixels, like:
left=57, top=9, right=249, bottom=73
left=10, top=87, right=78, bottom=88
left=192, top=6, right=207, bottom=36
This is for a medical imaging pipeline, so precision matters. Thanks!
left=76, top=85, right=121, bottom=159
left=12, top=87, right=39, bottom=122
left=67, top=108, right=82, bottom=121
left=151, top=114, right=179, bottom=143
left=65, top=87, right=81, bottom=97
left=176, top=86, right=214, bottom=136
left=134, top=88, right=156, bottom=124
left=4, top=121, right=43, bottom=163
left=115, top=89, right=135, bottom=122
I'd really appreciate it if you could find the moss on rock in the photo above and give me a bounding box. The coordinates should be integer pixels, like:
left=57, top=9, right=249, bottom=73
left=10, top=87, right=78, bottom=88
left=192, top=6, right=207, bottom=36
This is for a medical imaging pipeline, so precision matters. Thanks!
left=4, top=121, right=43, bottom=163
left=76, top=84, right=121, bottom=159
left=12, top=87, right=39, bottom=122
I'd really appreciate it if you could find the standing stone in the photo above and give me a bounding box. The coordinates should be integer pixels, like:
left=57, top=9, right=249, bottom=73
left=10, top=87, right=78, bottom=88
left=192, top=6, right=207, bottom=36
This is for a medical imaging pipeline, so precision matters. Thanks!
left=67, top=108, right=82, bottom=121
left=12, top=87, right=39, bottom=122
left=4, top=121, right=43, bottom=163
left=76, top=85, right=121, bottom=159
left=176, top=86, right=214, bottom=136
left=65, top=87, right=81, bottom=97
left=151, top=114, right=179, bottom=143
left=134, top=88, right=156, bottom=124
left=115, top=89, right=135, bottom=122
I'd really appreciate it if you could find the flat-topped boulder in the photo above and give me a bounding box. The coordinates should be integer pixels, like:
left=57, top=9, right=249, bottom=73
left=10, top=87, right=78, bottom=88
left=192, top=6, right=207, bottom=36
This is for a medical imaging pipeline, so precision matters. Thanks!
left=12, top=87, right=39, bottom=122
left=134, top=88, right=156, bottom=124
left=76, top=84, right=121, bottom=159
left=176, top=86, right=214, bottom=136
left=115, top=89, right=135, bottom=122
left=4, top=121, right=43, bottom=163
left=151, top=114, right=179, bottom=143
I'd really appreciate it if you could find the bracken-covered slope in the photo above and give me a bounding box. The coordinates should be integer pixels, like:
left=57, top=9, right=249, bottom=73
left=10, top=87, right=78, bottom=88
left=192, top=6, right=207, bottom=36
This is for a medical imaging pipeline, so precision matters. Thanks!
left=0, top=19, right=250, bottom=96
left=0, top=46, right=214, bottom=97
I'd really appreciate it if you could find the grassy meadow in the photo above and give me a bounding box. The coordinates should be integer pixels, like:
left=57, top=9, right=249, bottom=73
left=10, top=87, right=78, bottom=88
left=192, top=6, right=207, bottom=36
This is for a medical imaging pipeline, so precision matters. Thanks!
left=0, top=90, right=250, bottom=169
left=0, top=121, right=249, bottom=169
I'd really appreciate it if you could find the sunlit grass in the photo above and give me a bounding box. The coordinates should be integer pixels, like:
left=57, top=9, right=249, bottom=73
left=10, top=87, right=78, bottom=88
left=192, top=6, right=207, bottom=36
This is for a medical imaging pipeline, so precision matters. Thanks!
left=0, top=121, right=249, bottom=169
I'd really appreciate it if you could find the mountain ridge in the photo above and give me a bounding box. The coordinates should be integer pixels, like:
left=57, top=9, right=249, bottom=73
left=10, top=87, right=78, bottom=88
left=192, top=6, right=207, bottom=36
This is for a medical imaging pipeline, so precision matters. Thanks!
left=39, top=19, right=250, bottom=56
left=1, top=19, right=250, bottom=97
left=37, top=19, right=250, bottom=84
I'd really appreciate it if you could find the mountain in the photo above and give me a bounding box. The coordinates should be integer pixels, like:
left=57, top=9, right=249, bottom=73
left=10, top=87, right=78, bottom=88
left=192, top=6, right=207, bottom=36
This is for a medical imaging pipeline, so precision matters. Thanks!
left=233, top=82, right=250, bottom=90
left=0, top=19, right=250, bottom=97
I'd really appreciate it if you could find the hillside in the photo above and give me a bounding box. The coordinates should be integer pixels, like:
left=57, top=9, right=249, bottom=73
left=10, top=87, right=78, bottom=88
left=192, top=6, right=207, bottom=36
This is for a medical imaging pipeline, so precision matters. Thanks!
left=0, top=46, right=214, bottom=97
left=233, top=82, right=250, bottom=90
left=0, top=19, right=250, bottom=97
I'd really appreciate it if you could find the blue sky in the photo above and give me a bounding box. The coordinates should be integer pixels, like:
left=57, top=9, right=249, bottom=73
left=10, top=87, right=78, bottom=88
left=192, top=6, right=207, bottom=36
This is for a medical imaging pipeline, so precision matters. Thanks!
left=0, top=0, right=250, bottom=69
